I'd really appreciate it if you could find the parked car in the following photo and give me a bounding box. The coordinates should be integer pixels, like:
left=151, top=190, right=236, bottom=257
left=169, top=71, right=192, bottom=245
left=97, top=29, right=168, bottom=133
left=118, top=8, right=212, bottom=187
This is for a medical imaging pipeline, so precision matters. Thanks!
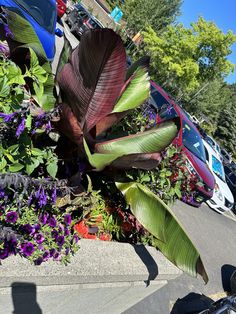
left=0, top=0, right=61, bottom=61
left=150, top=81, right=215, bottom=207
left=65, top=4, right=104, bottom=39
left=221, top=148, right=233, bottom=165
left=203, top=140, right=234, bottom=213
left=224, top=164, right=236, bottom=212
left=57, top=0, right=67, bottom=19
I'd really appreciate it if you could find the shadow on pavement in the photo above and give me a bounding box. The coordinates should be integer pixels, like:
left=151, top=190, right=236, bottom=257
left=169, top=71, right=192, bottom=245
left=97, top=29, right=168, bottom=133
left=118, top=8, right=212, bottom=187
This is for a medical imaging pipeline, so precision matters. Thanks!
left=11, top=282, right=42, bottom=314
left=132, top=245, right=158, bottom=286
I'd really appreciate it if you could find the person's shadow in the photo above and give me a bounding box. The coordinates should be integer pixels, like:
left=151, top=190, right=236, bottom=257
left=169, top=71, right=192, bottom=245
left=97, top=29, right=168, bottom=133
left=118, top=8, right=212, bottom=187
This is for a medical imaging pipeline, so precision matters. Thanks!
left=11, top=282, right=42, bottom=314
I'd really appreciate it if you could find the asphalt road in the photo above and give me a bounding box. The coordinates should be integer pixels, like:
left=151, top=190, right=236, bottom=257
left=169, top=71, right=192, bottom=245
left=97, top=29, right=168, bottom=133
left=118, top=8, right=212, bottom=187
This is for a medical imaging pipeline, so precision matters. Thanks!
left=53, top=22, right=236, bottom=313
left=125, top=201, right=236, bottom=313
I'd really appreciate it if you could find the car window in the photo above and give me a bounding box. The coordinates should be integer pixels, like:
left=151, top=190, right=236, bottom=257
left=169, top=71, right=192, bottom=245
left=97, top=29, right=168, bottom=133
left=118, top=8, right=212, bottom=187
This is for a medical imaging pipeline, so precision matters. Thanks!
left=204, top=147, right=209, bottom=162
left=150, top=85, right=170, bottom=110
left=224, top=166, right=232, bottom=176
left=14, top=0, right=56, bottom=33
left=88, top=19, right=102, bottom=29
left=212, top=155, right=225, bottom=181
left=182, top=122, right=206, bottom=162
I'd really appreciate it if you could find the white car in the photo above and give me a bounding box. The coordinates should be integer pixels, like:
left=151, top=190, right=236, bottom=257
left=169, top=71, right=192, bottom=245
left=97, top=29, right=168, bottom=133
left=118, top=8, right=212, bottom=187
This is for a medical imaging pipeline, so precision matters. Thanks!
left=203, top=140, right=234, bottom=213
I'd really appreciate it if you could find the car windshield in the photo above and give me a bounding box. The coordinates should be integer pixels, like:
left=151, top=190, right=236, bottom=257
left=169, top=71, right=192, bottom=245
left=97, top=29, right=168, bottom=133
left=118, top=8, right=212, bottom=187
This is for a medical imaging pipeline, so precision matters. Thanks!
left=150, top=85, right=170, bottom=110
left=14, top=0, right=56, bottom=33
left=212, top=155, right=225, bottom=181
left=182, top=122, right=206, bottom=162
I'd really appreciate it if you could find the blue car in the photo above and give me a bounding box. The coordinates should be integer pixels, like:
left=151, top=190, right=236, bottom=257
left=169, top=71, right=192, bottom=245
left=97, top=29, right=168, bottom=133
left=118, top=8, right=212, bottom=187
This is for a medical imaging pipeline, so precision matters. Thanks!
left=0, top=0, right=59, bottom=61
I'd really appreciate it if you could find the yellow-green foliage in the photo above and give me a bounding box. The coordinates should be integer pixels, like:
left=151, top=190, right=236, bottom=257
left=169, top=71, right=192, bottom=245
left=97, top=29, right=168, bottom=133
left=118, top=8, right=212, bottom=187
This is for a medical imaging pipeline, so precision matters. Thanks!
left=142, top=17, right=236, bottom=100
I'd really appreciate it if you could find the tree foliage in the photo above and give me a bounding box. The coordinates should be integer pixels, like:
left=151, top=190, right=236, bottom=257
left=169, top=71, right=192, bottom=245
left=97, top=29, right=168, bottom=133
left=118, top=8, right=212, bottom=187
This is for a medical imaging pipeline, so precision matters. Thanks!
left=142, top=17, right=236, bottom=100
left=122, top=0, right=182, bottom=34
left=214, top=84, right=236, bottom=156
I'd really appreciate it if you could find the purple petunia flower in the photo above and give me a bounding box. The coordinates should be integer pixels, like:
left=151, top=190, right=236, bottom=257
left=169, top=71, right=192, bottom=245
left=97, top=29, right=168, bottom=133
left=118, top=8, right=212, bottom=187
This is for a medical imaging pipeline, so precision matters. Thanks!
left=72, top=234, right=79, bottom=244
left=0, top=247, right=9, bottom=259
left=64, top=214, right=72, bottom=226
left=57, top=235, right=65, bottom=246
left=21, top=242, right=35, bottom=257
left=6, top=211, right=18, bottom=224
left=51, top=229, right=58, bottom=239
left=51, top=187, right=57, bottom=204
left=64, top=228, right=70, bottom=236
left=65, top=247, right=70, bottom=255
left=34, top=233, right=44, bottom=244
left=53, top=251, right=61, bottom=261
left=48, top=216, right=57, bottom=228
left=43, top=250, right=50, bottom=261
left=23, top=224, right=35, bottom=235
left=0, top=112, right=17, bottom=122
left=38, top=213, right=49, bottom=225
left=16, top=118, right=26, bottom=137
left=4, top=24, right=13, bottom=38
left=49, top=248, right=57, bottom=257
left=34, top=256, right=44, bottom=266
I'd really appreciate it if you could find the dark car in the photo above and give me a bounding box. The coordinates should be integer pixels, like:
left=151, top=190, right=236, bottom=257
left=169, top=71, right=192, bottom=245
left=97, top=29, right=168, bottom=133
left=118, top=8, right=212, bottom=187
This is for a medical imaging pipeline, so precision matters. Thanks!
left=150, top=81, right=215, bottom=207
left=65, top=4, right=104, bottom=39
left=0, top=0, right=59, bottom=61
left=224, top=164, right=236, bottom=212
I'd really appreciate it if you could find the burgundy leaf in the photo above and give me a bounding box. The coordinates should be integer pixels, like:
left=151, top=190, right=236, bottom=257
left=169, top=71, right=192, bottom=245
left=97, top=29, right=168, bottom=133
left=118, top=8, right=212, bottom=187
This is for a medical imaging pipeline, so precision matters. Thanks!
left=110, top=153, right=162, bottom=170
left=57, top=29, right=127, bottom=134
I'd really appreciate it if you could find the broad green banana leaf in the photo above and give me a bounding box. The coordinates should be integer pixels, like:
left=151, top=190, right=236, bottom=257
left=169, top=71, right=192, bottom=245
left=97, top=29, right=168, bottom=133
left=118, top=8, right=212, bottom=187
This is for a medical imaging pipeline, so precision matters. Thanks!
left=116, top=182, right=208, bottom=283
left=112, top=67, right=150, bottom=113
left=96, top=57, right=150, bottom=136
left=5, top=9, right=55, bottom=111
left=84, top=119, right=178, bottom=170
left=96, top=120, right=178, bottom=155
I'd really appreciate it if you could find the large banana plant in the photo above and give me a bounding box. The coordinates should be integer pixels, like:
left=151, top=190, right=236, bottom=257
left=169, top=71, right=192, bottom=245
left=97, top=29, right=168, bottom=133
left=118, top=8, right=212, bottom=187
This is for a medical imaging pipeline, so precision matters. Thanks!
left=56, top=28, right=208, bottom=282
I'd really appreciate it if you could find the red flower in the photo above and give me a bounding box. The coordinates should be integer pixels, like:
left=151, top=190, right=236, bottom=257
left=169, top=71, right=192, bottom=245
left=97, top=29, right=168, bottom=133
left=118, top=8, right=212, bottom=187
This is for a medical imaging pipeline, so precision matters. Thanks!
left=99, top=233, right=111, bottom=241
left=74, top=220, right=89, bottom=237
left=121, top=221, right=133, bottom=233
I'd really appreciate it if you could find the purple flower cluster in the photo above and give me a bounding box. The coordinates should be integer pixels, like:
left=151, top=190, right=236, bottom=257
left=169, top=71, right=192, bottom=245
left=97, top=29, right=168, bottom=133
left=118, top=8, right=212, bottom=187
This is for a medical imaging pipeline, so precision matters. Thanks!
left=0, top=112, right=17, bottom=122
left=16, top=118, right=26, bottom=137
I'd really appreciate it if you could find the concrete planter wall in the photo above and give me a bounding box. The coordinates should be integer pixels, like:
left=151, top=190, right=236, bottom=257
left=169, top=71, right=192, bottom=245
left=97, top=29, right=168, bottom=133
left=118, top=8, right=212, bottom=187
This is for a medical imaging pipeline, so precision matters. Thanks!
left=0, top=240, right=181, bottom=313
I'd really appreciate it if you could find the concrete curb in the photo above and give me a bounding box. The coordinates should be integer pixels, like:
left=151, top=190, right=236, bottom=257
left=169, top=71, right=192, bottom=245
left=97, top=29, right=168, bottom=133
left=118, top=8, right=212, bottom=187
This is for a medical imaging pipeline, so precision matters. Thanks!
left=0, top=239, right=182, bottom=288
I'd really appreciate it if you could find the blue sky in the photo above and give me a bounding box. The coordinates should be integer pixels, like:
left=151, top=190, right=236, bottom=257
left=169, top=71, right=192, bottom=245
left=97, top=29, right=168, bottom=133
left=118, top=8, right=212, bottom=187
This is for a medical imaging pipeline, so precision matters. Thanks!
left=178, top=0, right=236, bottom=84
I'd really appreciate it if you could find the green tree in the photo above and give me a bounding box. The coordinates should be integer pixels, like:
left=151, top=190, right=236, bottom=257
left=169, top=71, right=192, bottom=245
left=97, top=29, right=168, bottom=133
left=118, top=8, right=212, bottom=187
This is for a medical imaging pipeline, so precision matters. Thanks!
left=123, top=0, right=182, bottom=34
left=214, top=85, right=236, bottom=156
left=142, top=17, right=236, bottom=100
left=185, top=79, right=232, bottom=133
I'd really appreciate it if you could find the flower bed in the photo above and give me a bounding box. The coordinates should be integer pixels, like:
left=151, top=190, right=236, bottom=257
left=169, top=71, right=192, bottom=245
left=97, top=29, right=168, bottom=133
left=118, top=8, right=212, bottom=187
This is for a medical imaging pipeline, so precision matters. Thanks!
left=0, top=9, right=208, bottom=283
